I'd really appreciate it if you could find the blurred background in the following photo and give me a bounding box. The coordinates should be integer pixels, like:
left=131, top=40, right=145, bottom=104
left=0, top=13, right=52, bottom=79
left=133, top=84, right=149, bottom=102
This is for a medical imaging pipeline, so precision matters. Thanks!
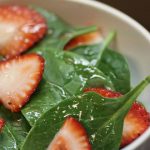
left=96, top=0, right=150, bottom=31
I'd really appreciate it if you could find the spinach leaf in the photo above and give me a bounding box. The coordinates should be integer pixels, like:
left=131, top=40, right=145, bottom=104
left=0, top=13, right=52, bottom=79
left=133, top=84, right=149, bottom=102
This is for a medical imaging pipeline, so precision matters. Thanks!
left=21, top=76, right=150, bottom=150
left=71, top=45, right=130, bottom=94
left=98, top=49, right=130, bottom=94
left=41, top=49, right=114, bottom=93
left=95, top=31, right=116, bottom=66
left=71, top=31, right=116, bottom=65
left=63, top=51, right=114, bottom=91
left=71, top=31, right=130, bottom=94
left=0, top=106, right=30, bottom=149
left=71, top=44, right=101, bottom=65
left=0, top=125, right=18, bottom=150
left=22, top=79, right=70, bottom=126
left=22, top=49, right=114, bottom=126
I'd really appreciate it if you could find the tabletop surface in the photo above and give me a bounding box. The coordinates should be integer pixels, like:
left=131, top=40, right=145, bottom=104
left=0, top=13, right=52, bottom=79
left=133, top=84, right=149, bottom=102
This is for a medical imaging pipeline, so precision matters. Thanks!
left=97, top=0, right=150, bottom=31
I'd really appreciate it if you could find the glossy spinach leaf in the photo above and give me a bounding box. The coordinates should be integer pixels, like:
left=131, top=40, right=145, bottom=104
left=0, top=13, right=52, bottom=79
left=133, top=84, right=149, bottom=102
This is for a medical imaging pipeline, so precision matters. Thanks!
left=71, top=44, right=101, bottom=65
left=63, top=51, right=114, bottom=91
left=0, top=106, right=30, bottom=149
left=22, top=49, right=114, bottom=126
left=69, top=31, right=130, bottom=93
left=39, top=49, right=114, bottom=93
left=70, top=31, right=116, bottom=65
left=22, top=79, right=70, bottom=126
left=0, top=125, right=18, bottom=150
left=98, top=48, right=130, bottom=94
left=72, top=43, right=130, bottom=94
left=21, top=76, right=150, bottom=150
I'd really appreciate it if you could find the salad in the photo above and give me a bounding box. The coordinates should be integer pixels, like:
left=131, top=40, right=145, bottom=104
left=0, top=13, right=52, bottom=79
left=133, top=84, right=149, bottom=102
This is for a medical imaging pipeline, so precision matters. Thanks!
left=0, top=5, right=149, bottom=150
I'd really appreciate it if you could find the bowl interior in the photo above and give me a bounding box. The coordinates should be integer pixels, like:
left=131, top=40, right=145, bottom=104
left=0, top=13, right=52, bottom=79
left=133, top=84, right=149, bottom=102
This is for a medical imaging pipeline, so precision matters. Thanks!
left=0, top=0, right=150, bottom=149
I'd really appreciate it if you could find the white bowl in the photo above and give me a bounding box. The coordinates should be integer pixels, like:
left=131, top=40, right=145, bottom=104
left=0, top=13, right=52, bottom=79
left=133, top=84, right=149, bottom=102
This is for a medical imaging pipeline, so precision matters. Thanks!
left=0, top=0, right=150, bottom=149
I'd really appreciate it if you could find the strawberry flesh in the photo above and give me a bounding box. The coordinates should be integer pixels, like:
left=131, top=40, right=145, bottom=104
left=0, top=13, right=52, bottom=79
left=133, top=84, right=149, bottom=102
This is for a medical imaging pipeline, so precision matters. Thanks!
left=84, top=87, right=122, bottom=98
left=0, top=53, right=44, bottom=112
left=121, top=102, right=150, bottom=147
left=0, top=5, right=47, bottom=58
left=84, top=88, right=150, bottom=148
left=48, top=117, right=91, bottom=150
left=64, top=31, right=103, bottom=50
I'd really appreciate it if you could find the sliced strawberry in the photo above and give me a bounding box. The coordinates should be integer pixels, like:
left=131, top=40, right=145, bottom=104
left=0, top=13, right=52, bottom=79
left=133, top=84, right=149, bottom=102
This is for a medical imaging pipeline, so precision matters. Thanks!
left=64, top=31, right=103, bottom=50
left=0, top=5, right=47, bottom=58
left=0, top=118, right=5, bottom=132
left=84, top=88, right=150, bottom=148
left=48, top=117, right=91, bottom=150
left=84, top=87, right=122, bottom=98
left=0, top=53, right=44, bottom=112
left=121, top=102, right=150, bottom=148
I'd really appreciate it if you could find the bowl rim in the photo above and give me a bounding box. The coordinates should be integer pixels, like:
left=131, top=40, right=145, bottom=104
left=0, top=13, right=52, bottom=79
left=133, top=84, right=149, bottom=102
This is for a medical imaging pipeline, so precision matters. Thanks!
left=70, top=0, right=150, bottom=42
left=69, top=0, right=150, bottom=149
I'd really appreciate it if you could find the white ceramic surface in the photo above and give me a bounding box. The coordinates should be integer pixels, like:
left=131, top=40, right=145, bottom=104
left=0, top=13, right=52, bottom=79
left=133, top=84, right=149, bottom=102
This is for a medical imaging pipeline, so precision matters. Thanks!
left=0, top=0, right=149, bottom=149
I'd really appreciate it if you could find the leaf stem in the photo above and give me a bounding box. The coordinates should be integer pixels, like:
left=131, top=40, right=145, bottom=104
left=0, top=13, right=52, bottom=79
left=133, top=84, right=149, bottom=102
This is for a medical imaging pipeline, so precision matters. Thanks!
left=120, top=75, right=150, bottom=116
left=73, top=26, right=97, bottom=38
left=95, top=31, right=116, bottom=67
left=111, top=75, right=150, bottom=121
left=127, top=75, right=150, bottom=100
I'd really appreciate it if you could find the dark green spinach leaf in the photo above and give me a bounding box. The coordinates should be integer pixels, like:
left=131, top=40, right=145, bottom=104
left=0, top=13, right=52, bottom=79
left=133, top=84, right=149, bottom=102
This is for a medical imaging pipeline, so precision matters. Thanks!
left=41, top=49, right=114, bottom=93
left=72, top=44, right=130, bottom=94
left=70, top=31, right=130, bottom=94
left=0, top=125, right=18, bottom=150
left=22, top=49, right=114, bottom=126
left=22, top=79, right=70, bottom=126
left=21, top=76, right=150, bottom=150
left=70, top=31, right=115, bottom=65
left=71, top=44, right=101, bottom=65
left=0, top=106, right=30, bottom=149
left=98, top=49, right=130, bottom=94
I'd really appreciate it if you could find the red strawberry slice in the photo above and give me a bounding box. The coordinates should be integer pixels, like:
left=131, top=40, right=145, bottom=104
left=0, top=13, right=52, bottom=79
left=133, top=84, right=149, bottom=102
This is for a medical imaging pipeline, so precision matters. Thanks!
left=121, top=102, right=150, bottom=148
left=0, top=5, right=47, bottom=58
left=64, top=31, right=103, bottom=50
left=0, top=53, right=44, bottom=112
left=0, top=118, right=5, bottom=132
left=48, top=117, right=91, bottom=150
left=84, top=88, right=150, bottom=148
left=84, top=87, right=122, bottom=98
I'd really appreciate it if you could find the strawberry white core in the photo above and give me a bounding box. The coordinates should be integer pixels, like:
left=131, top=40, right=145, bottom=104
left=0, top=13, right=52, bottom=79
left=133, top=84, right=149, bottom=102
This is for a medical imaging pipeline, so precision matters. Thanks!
left=0, top=54, right=44, bottom=112
left=0, top=22, right=18, bottom=48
